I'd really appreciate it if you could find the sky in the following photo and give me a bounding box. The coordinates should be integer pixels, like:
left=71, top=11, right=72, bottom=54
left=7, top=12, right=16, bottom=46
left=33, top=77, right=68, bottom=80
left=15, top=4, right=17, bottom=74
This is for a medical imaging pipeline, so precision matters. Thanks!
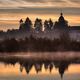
left=0, top=0, right=80, bottom=31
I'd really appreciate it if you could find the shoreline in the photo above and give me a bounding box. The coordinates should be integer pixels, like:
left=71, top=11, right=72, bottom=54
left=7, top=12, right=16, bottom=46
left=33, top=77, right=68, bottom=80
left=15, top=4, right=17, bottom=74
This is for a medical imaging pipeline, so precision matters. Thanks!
left=0, top=52, right=80, bottom=62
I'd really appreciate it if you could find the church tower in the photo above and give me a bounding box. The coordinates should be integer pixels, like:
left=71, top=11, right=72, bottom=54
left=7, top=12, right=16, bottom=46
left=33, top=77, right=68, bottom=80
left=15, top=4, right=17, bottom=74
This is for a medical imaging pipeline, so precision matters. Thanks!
left=54, top=12, right=68, bottom=29
left=58, top=12, right=65, bottom=22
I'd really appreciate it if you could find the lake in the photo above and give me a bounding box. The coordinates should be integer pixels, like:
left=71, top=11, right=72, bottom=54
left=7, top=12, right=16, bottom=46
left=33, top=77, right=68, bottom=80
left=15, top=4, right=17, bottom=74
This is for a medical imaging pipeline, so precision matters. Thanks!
left=0, top=52, right=80, bottom=80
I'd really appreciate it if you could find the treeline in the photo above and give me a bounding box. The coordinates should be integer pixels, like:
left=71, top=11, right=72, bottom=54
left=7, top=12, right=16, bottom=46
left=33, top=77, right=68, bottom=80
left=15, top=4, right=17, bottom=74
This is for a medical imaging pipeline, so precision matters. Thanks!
left=0, top=35, right=80, bottom=53
left=19, top=17, right=54, bottom=31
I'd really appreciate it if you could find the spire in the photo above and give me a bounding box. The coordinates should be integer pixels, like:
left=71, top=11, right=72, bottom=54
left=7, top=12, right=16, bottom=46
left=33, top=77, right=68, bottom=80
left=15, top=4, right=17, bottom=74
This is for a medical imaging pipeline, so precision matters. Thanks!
left=58, top=12, right=64, bottom=22
left=60, top=10, right=63, bottom=16
left=61, top=12, right=63, bottom=16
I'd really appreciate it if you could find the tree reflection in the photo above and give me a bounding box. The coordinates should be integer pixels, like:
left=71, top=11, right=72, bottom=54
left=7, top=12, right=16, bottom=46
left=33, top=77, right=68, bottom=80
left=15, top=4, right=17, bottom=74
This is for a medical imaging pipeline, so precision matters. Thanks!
left=0, top=56, right=72, bottom=78
left=54, top=61, right=69, bottom=78
left=19, top=61, right=70, bottom=78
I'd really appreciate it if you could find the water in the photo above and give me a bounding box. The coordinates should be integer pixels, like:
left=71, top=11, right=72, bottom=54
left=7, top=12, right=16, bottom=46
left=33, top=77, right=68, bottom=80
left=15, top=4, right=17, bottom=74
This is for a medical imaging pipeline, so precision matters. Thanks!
left=0, top=63, right=80, bottom=80
left=0, top=52, right=80, bottom=80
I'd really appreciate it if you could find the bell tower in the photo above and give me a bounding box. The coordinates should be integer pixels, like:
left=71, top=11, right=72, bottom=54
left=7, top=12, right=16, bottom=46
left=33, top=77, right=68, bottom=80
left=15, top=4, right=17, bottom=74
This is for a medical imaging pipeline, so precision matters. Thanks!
left=58, top=12, right=65, bottom=22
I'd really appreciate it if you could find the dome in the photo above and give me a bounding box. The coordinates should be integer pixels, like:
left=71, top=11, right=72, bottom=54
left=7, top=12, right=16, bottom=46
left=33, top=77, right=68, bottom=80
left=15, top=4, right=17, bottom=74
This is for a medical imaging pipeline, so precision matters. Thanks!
left=58, top=13, right=65, bottom=22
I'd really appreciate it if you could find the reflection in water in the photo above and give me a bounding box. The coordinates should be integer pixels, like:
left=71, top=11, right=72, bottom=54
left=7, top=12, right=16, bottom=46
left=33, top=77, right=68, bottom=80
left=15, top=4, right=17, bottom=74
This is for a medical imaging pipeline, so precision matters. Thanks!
left=0, top=54, right=80, bottom=79
left=0, top=61, right=69, bottom=79
left=0, top=54, right=80, bottom=80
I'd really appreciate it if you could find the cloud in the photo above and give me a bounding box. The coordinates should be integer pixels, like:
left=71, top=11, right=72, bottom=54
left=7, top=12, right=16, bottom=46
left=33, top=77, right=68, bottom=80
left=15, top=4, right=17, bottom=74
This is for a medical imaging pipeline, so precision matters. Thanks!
left=0, top=0, right=80, bottom=9
left=23, top=0, right=46, bottom=3
left=69, top=0, right=80, bottom=3
left=0, top=0, right=80, bottom=16
left=0, top=7, right=80, bottom=16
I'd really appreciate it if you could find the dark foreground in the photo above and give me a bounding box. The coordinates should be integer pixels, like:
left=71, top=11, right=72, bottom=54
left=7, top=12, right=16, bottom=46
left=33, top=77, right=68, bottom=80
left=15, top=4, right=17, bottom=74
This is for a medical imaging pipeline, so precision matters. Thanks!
left=0, top=35, right=80, bottom=52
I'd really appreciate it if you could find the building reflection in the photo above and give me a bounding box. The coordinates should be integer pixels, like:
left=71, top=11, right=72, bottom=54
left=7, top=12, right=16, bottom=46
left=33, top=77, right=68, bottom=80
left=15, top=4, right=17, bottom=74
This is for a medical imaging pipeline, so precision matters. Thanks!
left=0, top=56, right=79, bottom=78
left=18, top=60, right=70, bottom=78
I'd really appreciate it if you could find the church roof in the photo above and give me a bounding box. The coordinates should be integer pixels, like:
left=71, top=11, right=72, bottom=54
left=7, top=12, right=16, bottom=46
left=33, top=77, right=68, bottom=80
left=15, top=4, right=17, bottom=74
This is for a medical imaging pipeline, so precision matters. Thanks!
left=58, top=13, right=65, bottom=22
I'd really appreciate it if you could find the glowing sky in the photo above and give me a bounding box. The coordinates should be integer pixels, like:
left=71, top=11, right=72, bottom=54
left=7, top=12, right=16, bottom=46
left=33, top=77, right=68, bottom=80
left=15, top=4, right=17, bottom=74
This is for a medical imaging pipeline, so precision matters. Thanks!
left=0, top=0, right=80, bottom=31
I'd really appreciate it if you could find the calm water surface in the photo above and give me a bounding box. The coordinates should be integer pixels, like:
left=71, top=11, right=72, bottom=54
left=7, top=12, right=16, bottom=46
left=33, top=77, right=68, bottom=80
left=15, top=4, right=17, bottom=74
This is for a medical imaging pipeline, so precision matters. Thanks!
left=0, top=52, right=80, bottom=80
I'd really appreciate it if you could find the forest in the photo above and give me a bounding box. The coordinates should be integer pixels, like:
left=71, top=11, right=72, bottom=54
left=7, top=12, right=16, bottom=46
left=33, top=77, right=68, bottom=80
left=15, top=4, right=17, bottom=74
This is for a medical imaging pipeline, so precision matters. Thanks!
left=0, top=34, right=80, bottom=53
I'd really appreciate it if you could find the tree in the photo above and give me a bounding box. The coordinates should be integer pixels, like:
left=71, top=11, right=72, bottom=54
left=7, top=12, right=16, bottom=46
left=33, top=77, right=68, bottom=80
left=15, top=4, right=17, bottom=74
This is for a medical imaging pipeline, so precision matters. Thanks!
left=24, top=17, right=32, bottom=31
left=48, top=19, right=53, bottom=30
left=44, top=20, right=49, bottom=31
left=19, top=19, right=24, bottom=30
left=44, top=19, right=53, bottom=31
left=34, top=18, right=42, bottom=32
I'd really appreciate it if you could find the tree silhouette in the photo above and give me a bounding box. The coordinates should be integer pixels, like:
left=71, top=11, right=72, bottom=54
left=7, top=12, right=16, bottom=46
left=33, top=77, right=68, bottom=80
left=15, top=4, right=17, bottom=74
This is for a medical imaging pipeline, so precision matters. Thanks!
left=44, top=20, right=49, bottom=31
left=44, top=19, right=53, bottom=31
left=19, top=17, right=32, bottom=31
left=48, top=19, right=53, bottom=30
left=34, top=18, right=42, bottom=32
left=19, top=19, right=24, bottom=30
left=24, top=17, right=32, bottom=31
